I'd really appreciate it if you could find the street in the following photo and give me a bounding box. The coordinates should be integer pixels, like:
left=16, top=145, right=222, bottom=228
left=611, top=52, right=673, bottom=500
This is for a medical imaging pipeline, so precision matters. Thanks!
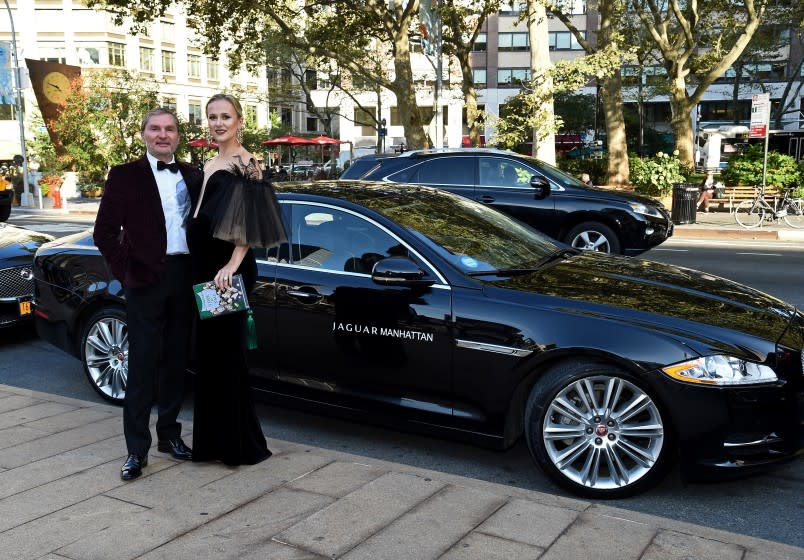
left=3, top=216, right=804, bottom=548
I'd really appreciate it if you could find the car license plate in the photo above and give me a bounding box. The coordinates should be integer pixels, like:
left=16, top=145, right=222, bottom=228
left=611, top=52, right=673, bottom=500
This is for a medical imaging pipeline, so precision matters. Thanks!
left=19, top=300, right=32, bottom=316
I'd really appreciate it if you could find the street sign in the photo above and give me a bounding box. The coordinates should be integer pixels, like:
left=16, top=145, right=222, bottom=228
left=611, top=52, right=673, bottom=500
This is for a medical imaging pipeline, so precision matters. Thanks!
left=749, top=93, right=770, bottom=139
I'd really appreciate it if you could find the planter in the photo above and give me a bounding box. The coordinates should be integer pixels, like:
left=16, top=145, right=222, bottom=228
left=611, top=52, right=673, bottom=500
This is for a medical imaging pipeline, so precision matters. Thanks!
left=81, top=189, right=102, bottom=198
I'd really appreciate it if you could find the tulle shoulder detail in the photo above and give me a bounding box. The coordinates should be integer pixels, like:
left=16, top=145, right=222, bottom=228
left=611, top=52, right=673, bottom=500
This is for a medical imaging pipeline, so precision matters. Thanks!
left=201, top=169, right=287, bottom=248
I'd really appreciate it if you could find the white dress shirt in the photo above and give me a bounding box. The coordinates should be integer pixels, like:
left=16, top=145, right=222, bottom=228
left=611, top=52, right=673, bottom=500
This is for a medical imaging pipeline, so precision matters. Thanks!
left=147, top=152, right=190, bottom=255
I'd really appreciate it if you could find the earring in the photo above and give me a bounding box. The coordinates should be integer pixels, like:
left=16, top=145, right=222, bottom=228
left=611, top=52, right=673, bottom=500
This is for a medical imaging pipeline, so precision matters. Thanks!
left=236, top=127, right=243, bottom=144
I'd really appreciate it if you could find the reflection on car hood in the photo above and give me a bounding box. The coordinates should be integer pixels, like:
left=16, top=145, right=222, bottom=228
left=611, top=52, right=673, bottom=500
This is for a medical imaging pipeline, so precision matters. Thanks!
left=0, top=224, right=55, bottom=262
left=572, top=185, right=662, bottom=207
left=493, top=252, right=795, bottom=341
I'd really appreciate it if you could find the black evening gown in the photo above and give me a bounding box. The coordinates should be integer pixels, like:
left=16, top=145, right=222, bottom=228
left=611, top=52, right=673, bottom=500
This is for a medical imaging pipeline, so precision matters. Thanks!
left=187, top=169, right=286, bottom=465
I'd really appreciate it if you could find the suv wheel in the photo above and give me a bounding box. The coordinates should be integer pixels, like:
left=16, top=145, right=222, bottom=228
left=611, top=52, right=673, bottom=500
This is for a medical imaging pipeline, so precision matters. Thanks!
left=565, top=222, right=620, bottom=254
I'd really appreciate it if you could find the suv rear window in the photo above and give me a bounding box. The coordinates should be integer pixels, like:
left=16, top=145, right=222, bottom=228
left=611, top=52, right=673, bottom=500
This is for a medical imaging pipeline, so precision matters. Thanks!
left=342, top=159, right=378, bottom=179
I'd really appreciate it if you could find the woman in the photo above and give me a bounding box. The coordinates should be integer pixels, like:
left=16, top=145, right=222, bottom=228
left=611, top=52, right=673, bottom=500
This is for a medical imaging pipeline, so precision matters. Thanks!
left=187, top=93, right=285, bottom=465
left=697, top=171, right=715, bottom=212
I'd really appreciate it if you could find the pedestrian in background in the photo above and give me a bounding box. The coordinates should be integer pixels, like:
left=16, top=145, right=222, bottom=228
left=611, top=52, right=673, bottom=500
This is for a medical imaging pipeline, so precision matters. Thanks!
left=697, top=171, right=715, bottom=212
left=94, top=108, right=202, bottom=480
left=580, top=173, right=594, bottom=186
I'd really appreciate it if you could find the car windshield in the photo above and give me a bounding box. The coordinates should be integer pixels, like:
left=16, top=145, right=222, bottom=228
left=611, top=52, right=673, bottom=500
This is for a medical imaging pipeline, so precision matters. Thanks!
left=515, top=154, right=588, bottom=188
left=360, top=186, right=560, bottom=273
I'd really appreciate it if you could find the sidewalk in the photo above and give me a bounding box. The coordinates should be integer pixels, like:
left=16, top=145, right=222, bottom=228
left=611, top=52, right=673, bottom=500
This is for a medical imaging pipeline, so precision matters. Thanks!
left=1, top=383, right=802, bottom=560
left=14, top=197, right=804, bottom=242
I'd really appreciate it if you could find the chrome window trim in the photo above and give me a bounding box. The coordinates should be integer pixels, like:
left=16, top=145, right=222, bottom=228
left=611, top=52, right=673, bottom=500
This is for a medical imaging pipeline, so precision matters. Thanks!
left=256, top=200, right=450, bottom=286
left=455, top=339, right=533, bottom=357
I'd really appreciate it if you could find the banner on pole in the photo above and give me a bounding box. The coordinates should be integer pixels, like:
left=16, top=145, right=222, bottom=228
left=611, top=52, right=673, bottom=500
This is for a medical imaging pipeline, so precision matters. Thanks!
left=0, top=42, right=14, bottom=105
left=749, top=93, right=770, bottom=139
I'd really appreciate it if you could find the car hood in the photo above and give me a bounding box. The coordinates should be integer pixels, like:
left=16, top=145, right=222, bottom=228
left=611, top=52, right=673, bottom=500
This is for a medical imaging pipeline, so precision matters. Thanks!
left=490, top=252, right=796, bottom=343
left=568, top=185, right=663, bottom=207
left=0, top=224, right=55, bottom=263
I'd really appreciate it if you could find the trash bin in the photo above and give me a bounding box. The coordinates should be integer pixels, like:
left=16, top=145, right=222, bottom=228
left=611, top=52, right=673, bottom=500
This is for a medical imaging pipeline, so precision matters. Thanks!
left=671, top=183, right=698, bottom=224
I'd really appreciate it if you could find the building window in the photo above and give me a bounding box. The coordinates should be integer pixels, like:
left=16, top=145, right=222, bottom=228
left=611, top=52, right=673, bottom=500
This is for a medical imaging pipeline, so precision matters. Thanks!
left=472, top=69, right=487, bottom=89
left=139, top=47, right=154, bottom=72
left=549, top=31, right=585, bottom=51
left=0, top=104, right=17, bottom=120
left=161, top=21, right=175, bottom=42
left=76, top=46, right=99, bottom=65
left=498, top=32, right=529, bottom=51
left=499, top=0, right=527, bottom=15
left=244, top=104, right=257, bottom=126
left=161, top=50, right=175, bottom=74
left=188, top=54, right=201, bottom=78
left=390, top=107, right=401, bottom=126
left=39, top=47, right=66, bottom=64
left=188, top=102, right=202, bottom=125
left=306, top=116, right=318, bottom=132
left=497, top=68, right=530, bottom=87
left=108, top=43, right=126, bottom=67
left=162, top=97, right=177, bottom=112
left=473, top=33, right=487, bottom=52
left=305, top=69, right=317, bottom=90
left=281, top=107, right=293, bottom=127
left=207, top=59, right=219, bottom=81
left=354, top=106, right=376, bottom=136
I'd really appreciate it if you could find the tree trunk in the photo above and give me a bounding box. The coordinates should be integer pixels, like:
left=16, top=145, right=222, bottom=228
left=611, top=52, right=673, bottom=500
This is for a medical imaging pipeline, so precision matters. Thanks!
left=459, top=56, right=481, bottom=147
left=601, top=73, right=629, bottom=186
left=528, top=0, right=555, bottom=164
left=669, top=79, right=695, bottom=168
left=389, top=26, right=427, bottom=149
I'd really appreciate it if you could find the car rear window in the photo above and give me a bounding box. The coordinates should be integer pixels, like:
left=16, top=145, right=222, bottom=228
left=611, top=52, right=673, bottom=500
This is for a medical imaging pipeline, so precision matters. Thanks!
left=341, top=159, right=378, bottom=179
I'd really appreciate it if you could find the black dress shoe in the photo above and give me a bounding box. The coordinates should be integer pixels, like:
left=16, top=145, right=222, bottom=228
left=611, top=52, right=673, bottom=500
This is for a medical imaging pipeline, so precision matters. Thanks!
left=157, top=437, right=193, bottom=460
left=121, top=454, right=147, bottom=481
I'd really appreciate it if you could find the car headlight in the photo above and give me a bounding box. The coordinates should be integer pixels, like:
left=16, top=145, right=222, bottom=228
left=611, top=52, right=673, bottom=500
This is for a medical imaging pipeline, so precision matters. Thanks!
left=662, top=355, right=778, bottom=386
left=628, top=202, right=664, bottom=218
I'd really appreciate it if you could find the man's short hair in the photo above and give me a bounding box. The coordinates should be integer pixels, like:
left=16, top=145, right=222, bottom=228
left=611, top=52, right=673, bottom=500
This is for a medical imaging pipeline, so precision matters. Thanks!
left=140, top=108, right=179, bottom=132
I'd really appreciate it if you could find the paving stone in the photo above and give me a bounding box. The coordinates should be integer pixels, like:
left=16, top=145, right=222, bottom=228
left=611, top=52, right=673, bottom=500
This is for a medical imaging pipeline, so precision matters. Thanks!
left=641, top=529, right=744, bottom=560
left=0, top=401, right=76, bottom=430
left=343, top=484, right=506, bottom=560
left=0, top=456, right=175, bottom=533
left=58, top=452, right=332, bottom=560
left=0, top=495, right=147, bottom=559
left=0, top=424, right=50, bottom=451
left=440, top=532, right=544, bottom=560
left=476, top=497, right=579, bottom=549
left=0, top=415, right=122, bottom=469
left=24, top=406, right=116, bottom=433
left=286, top=460, right=386, bottom=498
left=540, top=511, right=656, bottom=560
left=138, top=488, right=335, bottom=560
left=0, top=395, right=42, bottom=414
left=276, top=471, right=445, bottom=558
left=0, top=434, right=126, bottom=500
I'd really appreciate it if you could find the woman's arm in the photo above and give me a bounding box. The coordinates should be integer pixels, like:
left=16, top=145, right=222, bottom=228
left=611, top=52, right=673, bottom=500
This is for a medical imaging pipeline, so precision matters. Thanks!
left=215, top=244, right=249, bottom=290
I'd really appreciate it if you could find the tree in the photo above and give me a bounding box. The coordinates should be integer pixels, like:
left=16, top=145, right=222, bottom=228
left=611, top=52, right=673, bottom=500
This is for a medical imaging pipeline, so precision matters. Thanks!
left=547, top=0, right=635, bottom=185
left=93, top=0, right=432, bottom=149
left=526, top=0, right=556, bottom=163
left=440, top=0, right=502, bottom=147
left=630, top=0, right=768, bottom=169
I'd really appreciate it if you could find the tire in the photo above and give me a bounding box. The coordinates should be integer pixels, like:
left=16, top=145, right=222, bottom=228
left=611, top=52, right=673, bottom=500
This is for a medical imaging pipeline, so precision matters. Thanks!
left=0, top=203, right=10, bottom=222
left=734, top=200, right=765, bottom=229
left=564, top=222, right=620, bottom=254
left=782, top=199, right=804, bottom=229
left=524, top=361, right=671, bottom=499
left=80, top=306, right=128, bottom=405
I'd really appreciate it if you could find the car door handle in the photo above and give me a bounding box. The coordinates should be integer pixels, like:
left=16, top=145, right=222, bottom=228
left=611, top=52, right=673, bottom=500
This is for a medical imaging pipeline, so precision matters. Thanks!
left=287, top=289, right=323, bottom=302
left=477, top=195, right=495, bottom=203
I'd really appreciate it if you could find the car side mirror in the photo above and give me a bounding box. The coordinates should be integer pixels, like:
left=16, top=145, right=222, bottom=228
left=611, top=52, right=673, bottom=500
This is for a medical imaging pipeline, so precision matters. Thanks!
left=372, top=257, right=434, bottom=287
left=530, top=176, right=550, bottom=200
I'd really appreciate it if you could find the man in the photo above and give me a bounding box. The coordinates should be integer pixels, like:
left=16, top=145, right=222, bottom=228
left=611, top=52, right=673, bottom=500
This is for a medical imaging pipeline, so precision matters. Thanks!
left=580, top=173, right=594, bottom=186
left=95, top=108, right=201, bottom=480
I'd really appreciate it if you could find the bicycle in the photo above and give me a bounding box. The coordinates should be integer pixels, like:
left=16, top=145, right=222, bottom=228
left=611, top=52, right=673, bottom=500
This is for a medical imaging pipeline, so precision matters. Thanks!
left=734, top=185, right=804, bottom=229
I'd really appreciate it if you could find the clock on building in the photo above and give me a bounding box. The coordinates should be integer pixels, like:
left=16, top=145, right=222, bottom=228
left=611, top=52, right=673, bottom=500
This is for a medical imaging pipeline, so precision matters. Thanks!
left=42, top=71, right=71, bottom=104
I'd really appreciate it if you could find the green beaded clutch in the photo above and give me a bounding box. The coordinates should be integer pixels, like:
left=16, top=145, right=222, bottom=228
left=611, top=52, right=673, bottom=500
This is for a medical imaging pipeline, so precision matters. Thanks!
left=193, top=274, right=249, bottom=320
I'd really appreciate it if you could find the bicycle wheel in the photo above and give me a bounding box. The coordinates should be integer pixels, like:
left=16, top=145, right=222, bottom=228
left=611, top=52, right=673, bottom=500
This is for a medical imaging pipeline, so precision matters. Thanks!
left=734, top=199, right=765, bottom=228
left=782, top=198, right=804, bottom=229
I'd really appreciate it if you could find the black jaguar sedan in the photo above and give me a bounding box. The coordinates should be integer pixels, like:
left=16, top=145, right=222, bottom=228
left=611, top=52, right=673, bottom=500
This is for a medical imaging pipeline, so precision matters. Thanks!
left=1, top=222, right=54, bottom=328
left=33, top=181, right=803, bottom=498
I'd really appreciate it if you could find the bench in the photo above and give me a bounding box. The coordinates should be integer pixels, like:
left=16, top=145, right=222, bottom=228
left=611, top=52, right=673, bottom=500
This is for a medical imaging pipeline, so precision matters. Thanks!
left=711, top=185, right=780, bottom=212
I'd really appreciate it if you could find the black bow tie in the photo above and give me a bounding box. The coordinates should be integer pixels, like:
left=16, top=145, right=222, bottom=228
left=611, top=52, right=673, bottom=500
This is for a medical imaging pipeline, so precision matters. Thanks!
left=157, top=160, right=180, bottom=173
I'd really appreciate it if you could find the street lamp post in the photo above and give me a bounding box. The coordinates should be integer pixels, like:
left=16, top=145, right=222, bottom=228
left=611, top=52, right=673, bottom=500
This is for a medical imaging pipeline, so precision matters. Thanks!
left=3, top=0, right=31, bottom=207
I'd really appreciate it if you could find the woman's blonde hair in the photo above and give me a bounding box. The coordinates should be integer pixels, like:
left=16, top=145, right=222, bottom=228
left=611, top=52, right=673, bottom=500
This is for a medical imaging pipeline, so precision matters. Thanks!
left=206, top=93, right=243, bottom=119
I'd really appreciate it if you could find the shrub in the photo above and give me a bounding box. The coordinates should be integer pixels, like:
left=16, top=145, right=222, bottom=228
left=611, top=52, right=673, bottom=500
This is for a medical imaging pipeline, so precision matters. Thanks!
left=721, top=145, right=802, bottom=189
left=557, top=155, right=608, bottom=186
left=629, top=151, right=687, bottom=197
